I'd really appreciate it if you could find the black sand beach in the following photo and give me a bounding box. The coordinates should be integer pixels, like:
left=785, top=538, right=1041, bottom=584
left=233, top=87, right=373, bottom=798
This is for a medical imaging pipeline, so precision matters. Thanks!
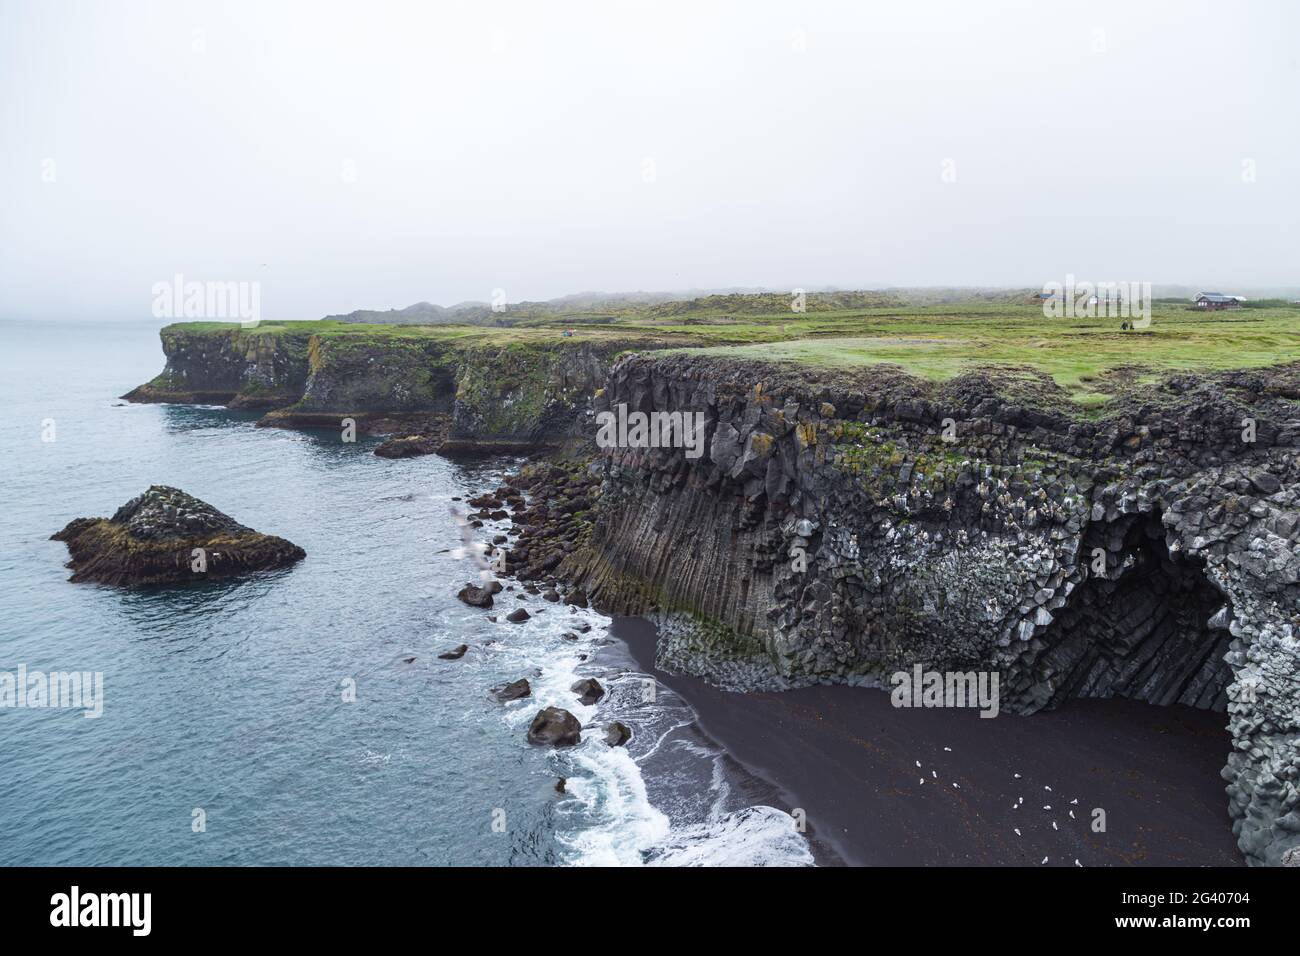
left=611, top=617, right=1243, bottom=867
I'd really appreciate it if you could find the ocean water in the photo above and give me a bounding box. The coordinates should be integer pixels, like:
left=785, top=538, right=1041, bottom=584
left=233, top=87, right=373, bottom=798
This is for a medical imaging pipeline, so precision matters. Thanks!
left=0, top=319, right=813, bottom=866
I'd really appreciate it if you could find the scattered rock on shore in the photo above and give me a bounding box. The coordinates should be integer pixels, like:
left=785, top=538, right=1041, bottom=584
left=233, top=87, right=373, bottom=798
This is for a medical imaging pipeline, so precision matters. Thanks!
left=506, top=608, right=530, bottom=623
left=491, top=678, right=531, bottom=701
left=438, top=644, right=469, bottom=660
left=604, top=721, right=632, bottom=747
left=571, top=678, right=605, bottom=705
left=457, top=583, right=494, bottom=608
left=527, top=707, right=582, bottom=747
left=490, top=462, right=602, bottom=583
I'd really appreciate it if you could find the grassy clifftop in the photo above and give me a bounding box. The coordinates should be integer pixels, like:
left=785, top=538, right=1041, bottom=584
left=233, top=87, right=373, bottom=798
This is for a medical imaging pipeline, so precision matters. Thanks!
left=673, top=304, right=1300, bottom=407
left=142, top=297, right=1300, bottom=423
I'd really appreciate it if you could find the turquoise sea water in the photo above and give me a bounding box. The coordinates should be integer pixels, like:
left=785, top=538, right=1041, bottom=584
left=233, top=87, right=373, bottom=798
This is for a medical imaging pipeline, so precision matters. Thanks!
left=0, top=319, right=812, bottom=866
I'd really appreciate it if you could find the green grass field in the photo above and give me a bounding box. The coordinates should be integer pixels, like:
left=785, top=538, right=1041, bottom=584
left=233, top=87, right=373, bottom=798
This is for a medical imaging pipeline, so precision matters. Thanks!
left=166, top=300, right=1300, bottom=408
left=672, top=306, right=1300, bottom=405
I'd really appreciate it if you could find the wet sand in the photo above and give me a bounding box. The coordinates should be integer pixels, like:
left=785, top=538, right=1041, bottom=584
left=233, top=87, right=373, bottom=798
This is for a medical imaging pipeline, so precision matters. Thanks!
left=611, top=617, right=1243, bottom=867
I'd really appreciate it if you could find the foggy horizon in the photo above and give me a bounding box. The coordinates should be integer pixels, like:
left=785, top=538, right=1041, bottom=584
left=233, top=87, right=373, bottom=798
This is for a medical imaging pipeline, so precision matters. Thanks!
left=2, top=0, right=1297, bottom=322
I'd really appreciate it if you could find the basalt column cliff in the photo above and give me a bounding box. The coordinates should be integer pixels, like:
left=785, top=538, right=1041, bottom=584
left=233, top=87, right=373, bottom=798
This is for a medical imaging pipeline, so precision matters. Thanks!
left=559, top=354, right=1300, bottom=867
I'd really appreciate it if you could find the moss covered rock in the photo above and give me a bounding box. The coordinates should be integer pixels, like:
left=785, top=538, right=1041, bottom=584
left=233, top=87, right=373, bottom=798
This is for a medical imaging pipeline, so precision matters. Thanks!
left=51, top=485, right=304, bottom=587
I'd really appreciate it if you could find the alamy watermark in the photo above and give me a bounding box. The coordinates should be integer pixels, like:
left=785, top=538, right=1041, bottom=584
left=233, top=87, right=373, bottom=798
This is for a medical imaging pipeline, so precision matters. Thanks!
left=1040, top=274, right=1150, bottom=326
left=891, top=665, right=999, bottom=718
left=151, top=273, right=260, bottom=327
left=595, top=403, right=706, bottom=459
left=0, top=665, right=103, bottom=718
left=50, top=886, right=150, bottom=936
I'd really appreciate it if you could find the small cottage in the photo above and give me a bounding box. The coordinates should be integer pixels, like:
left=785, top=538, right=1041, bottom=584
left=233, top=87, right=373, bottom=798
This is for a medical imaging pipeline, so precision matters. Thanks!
left=1193, top=293, right=1243, bottom=311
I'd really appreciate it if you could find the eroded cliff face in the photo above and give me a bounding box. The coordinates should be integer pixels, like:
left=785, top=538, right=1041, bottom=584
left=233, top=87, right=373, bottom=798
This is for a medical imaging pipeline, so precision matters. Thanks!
left=258, top=335, right=460, bottom=429
left=123, top=327, right=312, bottom=409
left=127, top=326, right=618, bottom=446
left=449, top=342, right=620, bottom=447
left=561, top=353, right=1300, bottom=866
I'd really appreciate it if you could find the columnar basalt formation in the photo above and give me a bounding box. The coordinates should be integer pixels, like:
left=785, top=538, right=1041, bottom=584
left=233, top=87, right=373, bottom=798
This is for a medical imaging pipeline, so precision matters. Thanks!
left=556, top=354, right=1300, bottom=866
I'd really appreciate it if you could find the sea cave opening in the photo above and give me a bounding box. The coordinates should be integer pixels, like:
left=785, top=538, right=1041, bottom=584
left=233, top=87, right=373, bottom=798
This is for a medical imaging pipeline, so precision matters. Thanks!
left=1028, top=510, right=1234, bottom=713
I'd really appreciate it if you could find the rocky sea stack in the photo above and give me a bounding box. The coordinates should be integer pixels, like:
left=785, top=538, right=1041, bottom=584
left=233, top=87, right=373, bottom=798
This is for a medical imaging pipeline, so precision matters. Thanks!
left=51, top=485, right=305, bottom=587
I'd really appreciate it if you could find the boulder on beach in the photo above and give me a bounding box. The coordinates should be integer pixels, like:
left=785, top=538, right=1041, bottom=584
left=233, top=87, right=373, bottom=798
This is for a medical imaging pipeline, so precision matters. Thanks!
left=571, top=678, right=605, bottom=706
left=527, top=707, right=582, bottom=747
left=50, top=485, right=304, bottom=588
left=506, top=608, right=531, bottom=623
left=604, top=721, right=632, bottom=747
left=457, top=583, right=494, bottom=608
left=438, top=644, right=469, bottom=660
left=491, top=678, right=531, bottom=701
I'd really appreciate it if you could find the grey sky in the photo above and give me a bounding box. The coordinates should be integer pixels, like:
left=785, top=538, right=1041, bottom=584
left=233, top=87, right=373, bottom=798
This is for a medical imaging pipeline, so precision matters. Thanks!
left=1, top=0, right=1296, bottom=321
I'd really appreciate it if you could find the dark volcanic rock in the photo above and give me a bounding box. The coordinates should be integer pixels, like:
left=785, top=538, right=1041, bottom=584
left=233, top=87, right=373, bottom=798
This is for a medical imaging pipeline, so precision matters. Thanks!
left=553, top=353, right=1300, bottom=867
left=1250, top=471, right=1282, bottom=495
left=457, top=583, right=494, bottom=608
left=50, top=485, right=304, bottom=587
left=374, top=435, right=442, bottom=458
left=604, top=721, right=632, bottom=747
left=526, top=707, right=582, bottom=747
left=571, top=678, right=605, bottom=706
left=505, top=607, right=531, bottom=623
left=438, top=644, right=469, bottom=660
left=491, top=678, right=531, bottom=701
left=485, top=352, right=1300, bottom=866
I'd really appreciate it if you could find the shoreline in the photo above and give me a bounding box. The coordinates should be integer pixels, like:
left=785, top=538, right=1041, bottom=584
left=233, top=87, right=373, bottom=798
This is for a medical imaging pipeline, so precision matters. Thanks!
left=609, top=616, right=1243, bottom=867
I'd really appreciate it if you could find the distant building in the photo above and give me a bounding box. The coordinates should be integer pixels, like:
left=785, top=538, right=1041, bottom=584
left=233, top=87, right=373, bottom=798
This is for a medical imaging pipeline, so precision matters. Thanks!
left=1193, top=292, right=1244, bottom=311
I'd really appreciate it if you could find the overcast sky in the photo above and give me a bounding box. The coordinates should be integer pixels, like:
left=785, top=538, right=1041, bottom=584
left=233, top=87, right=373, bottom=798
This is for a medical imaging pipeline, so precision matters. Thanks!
left=1, top=0, right=1296, bottom=321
